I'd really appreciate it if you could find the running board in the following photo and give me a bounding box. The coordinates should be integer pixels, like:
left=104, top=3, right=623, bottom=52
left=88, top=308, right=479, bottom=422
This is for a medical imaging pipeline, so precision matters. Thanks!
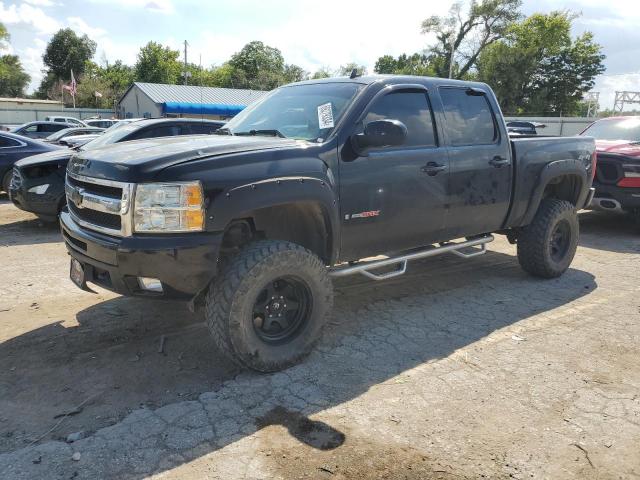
left=329, top=235, right=494, bottom=281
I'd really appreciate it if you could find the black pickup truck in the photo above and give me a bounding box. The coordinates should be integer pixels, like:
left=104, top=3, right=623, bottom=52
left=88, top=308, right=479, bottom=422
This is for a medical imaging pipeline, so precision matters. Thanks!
left=60, top=75, right=596, bottom=372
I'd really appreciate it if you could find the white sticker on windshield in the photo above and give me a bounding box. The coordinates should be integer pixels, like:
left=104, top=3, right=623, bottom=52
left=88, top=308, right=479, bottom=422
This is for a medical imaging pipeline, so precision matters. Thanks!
left=317, top=102, right=334, bottom=129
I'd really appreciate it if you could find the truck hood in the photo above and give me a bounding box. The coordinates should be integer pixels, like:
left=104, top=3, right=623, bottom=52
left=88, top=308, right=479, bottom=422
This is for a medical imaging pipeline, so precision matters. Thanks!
left=595, top=139, right=640, bottom=158
left=67, top=135, right=300, bottom=182
left=15, top=148, right=73, bottom=168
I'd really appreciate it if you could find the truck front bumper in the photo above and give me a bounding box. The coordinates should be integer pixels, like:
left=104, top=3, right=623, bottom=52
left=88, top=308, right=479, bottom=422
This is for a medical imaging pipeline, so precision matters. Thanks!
left=589, top=183, right=640, bottom=213
left=60, top=211, right=224, bottom=299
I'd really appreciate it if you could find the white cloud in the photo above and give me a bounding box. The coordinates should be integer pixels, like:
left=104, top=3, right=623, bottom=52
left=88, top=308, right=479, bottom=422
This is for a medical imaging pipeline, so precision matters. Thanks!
left=22, top=0, right=58, bottom=6
left=189, top=0, right=452, bottom=75
left=0, top=1, right=61, bottom=34
left=67, top=16, right=107, bottom=38
left=88, top=0, right=174, bottom=14
left=595, top=72, right=640, bottom=112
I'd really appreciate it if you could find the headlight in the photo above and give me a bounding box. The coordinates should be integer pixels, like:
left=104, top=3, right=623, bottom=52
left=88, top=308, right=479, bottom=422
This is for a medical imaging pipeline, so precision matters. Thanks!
left=133, top=181, right=205, bottom=232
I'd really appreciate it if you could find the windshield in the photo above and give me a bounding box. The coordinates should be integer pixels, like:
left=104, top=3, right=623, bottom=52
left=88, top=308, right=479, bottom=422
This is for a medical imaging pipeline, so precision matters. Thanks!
left=80, top=121, right=140, bottom=150
left=223, top=82, right=364, bottom=142
left=581, top=117, right=640, bottom=142
left=46, top=127, right=77, bottom=141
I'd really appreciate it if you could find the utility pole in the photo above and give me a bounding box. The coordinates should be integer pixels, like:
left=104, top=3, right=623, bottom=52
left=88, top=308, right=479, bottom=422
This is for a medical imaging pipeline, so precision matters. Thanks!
left=182, top=40, right=190, bottom=86
left=448, top=36, right=455, bottom=79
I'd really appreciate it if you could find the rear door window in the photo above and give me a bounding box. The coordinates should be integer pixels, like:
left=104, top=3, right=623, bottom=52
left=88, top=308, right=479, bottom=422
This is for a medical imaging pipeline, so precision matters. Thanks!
left=439, top=88, right=498, bottom=146
left=0, top=135, right=21, bottom=147
left=363, top=90, right=437, bottom=148
left=186, top=123, right=221, bottom=135
left=127, top=124, right=182, bottom=140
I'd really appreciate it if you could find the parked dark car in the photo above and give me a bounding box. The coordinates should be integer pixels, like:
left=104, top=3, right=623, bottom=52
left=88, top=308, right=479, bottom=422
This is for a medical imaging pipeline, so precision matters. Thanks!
left=60, top=75, right=595, bottom=372
left=11, top=121, right=76, bottom=139
left=44, top=127, right=105, bottom=145
left=506, top=121, right=546, bottom=135
left=580, top=116, right=640, bottom=223
left=0, top=132, right=62, bottom=193
left=10, top=118, right=225, bottom=220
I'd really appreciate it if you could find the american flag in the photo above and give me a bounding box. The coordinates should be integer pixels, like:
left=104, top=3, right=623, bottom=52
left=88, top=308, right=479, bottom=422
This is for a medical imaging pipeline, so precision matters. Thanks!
left=69, top=70, right=77, bottom=97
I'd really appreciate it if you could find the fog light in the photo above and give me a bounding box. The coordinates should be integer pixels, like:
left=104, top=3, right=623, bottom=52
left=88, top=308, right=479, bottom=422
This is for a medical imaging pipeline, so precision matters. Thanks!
left=28, top=184, right=49, bottom=194
left=138, top=277, right=163, bottom=293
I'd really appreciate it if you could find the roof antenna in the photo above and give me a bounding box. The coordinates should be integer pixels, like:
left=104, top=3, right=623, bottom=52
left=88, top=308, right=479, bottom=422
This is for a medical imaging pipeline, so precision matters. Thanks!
left=349, top=68, right=359, bottom=79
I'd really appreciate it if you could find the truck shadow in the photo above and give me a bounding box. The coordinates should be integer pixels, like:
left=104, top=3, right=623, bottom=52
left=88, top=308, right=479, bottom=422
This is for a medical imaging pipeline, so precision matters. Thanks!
left=578, top=211, right=640, bottom=254
left=0, top=248, right=597, bottom=476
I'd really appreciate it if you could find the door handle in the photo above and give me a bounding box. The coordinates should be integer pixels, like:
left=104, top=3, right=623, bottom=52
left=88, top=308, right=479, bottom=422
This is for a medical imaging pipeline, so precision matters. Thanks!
left=421, top=162, right=446, bottom=176
left=489, top=156, right=510, bottom=168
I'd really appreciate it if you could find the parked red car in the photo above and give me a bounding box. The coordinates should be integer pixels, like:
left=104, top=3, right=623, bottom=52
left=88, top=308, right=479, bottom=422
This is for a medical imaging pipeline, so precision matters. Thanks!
left=580, top=116, right=640, bottom=224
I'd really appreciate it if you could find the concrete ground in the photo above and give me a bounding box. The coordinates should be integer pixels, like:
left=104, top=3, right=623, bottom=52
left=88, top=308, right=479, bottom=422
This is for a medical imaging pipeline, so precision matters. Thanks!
left=0, top=196, right=638, bottom=479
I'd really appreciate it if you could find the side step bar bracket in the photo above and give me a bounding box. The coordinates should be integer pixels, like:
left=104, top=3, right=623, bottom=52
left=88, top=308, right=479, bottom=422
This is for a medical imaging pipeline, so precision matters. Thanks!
left=329, top=235, right=494, bottom=281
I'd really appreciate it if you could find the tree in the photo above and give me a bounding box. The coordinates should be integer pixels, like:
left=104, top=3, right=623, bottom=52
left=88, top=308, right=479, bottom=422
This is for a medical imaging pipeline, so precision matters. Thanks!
left=0, top=22, right=9, bottom=51
left=477, top=11, right=605, bottom=115
left=134, top=41, right=181, bottom=84
left=311, top=67, right=331, bottom=79
left=338, top=63, right=367, bottom=76
left=42, top=28, right=96, bottom=81
left=0, top=55, right=31, bottom=97
left=374, top=53, right=435, bottom=76
left=0, top=23, right=31, bottom=97
left=283, top=64, right=307, bottom=83
left=228, top=41, right=287, bottom=90
left=421, top=0, right=522, bottom=78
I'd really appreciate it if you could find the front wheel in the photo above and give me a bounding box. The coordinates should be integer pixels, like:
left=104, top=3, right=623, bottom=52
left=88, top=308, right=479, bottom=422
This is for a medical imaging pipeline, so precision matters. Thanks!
left=205, top=240, right=333, bottom=372
left=516, top=198, right=579, bottom=278
left=1, top=170, right=12, bottom=194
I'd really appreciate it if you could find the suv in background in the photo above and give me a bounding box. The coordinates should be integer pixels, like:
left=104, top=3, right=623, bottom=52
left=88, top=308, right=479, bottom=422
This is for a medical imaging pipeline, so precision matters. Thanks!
left=11, top=121, right=76, bottom=139
left=85, top=119, right=120, bottom=129
left=45, top=116, right=87, bottom=127
left=10, top=118, right=226, bottom=220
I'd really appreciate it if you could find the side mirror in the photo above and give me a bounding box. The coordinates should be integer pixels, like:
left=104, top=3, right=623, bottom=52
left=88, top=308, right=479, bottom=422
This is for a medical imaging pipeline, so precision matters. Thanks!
left=352, top=119, right=407, bottom=154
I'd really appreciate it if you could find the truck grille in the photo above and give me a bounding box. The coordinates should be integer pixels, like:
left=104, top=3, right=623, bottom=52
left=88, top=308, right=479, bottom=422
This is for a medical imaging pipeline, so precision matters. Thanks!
left=65, top=172, right=133, bottom=236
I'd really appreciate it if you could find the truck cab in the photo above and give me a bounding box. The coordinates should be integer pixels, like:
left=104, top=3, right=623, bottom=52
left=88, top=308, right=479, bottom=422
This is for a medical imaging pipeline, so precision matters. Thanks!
left=60, top=75, right=595, bottom=372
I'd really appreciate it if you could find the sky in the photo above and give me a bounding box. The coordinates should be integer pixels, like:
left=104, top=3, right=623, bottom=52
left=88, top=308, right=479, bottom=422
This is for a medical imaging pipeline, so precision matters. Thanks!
left=1, top=0, right=639, bottom=112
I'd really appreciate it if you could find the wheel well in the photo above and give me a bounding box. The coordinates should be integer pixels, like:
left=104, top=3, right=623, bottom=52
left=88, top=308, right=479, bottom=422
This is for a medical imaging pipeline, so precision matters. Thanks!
left=542, top=174, right=583, bottom=206
left=221, top=202, right=332, bottom=263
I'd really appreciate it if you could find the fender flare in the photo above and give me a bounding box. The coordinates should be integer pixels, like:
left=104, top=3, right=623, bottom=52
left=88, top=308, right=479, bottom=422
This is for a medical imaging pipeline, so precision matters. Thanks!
left=521, top=159, right=588, bottom=225
left=208, top=175, right=340, bottom=263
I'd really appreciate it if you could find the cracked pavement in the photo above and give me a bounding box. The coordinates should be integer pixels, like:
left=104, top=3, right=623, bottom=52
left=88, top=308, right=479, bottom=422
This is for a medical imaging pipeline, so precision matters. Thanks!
left=0, top=200, right=639, bottom=479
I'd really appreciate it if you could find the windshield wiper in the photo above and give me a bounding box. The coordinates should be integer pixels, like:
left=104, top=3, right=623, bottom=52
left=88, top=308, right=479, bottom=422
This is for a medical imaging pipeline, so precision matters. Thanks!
left=234, top=129, right=286, bottom=138
left=213, top=127, right=233, bottom=136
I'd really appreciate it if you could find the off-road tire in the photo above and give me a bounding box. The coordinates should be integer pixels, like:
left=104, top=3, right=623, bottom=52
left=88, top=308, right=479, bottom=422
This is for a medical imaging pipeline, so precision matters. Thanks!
left=1, top=170, right=11, bottom=194
left=205, top=240, right=333, bottom=372
left=517, top=198, right=578, bottom=278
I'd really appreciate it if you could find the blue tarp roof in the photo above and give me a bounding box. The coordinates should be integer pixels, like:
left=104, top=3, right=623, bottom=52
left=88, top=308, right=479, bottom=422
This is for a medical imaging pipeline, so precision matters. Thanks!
left=162, top=102, right=246, bottom=116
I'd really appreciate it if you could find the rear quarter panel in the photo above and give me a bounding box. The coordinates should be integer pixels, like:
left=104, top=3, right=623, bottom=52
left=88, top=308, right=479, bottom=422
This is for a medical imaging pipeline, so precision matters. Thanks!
left=506, top=136, right=595, bottom=227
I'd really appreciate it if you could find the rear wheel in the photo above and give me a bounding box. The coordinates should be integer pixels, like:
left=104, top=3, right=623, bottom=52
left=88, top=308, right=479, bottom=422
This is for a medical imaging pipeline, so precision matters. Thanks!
left=517, top=198, right=578, bottom=278
left=205, top=240, right=333, bottom=372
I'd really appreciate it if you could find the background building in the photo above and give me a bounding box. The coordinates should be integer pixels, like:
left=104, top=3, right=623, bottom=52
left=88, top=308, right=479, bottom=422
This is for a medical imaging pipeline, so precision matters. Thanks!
left=117, top=82, right=268, bottom=120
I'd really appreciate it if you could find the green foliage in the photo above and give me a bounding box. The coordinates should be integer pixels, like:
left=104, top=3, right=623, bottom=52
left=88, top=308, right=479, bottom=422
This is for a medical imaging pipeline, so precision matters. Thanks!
left=477, top=11, right=605, bottom=115
left=0, top=55, right=31, bottom=97
left=134, top=41, right=181, bottom=84
left=0, top=22, right=9, bottom=51
left=374, top=53, right=435, bottom=76
left=42, top=28, right=96, bottom=81
left=337, top=63, right=367, bottom=77
left=311, top=68, right=331, bottom=79
left=228, top=41, right=285, bottom=89
left=421, top=0, right=522, bottom=78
